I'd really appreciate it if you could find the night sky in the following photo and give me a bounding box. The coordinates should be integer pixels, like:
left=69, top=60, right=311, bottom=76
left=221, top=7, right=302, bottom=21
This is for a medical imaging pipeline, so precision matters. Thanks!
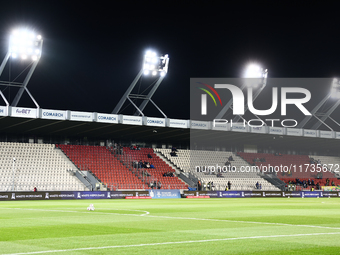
left=0, top=1, right=339, bottom=122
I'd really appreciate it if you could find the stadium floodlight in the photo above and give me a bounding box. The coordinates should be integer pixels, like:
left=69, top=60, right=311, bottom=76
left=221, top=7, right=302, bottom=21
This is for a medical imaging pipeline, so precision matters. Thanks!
left=215, top=62, right=268, bottom=121
left=0, top=27, right=43, bottom=108
left=142, top=50, right=169, bottom=76
left=9, top=28, right=43, bottom=61
left=331, top=78, right=340, bottom=99
left=112, top=49, right=170, bottom=118
left=244, top=63, right=268, bottom=88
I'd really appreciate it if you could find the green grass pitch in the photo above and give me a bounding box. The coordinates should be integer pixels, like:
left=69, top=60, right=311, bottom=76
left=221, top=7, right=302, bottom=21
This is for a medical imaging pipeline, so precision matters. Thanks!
left=0, top=198, right=340, bottom=254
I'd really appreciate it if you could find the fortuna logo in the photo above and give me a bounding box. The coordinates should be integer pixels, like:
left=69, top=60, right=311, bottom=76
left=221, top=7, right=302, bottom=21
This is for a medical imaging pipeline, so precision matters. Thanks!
left=197, top=82, right=222, bottom=115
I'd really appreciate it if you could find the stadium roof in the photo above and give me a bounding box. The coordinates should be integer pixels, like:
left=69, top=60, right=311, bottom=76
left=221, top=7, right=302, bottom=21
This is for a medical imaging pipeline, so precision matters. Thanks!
left=0, top=115, right=339, bottom=154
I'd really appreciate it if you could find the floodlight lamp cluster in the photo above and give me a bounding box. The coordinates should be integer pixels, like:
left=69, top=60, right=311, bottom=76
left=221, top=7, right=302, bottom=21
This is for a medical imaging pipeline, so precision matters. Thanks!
left=244, top=63, right=268, bottom=88
left=8, top=28, right=42, bottom=61
left=331, top=78, right=340, bottom=99
left=143, top=50, right=169, bottom=77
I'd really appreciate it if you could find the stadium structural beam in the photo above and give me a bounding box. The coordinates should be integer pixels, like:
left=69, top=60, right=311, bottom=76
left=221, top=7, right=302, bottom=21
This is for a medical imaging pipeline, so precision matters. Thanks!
left=133, top=76, right=165, bottom=116
left=296, top=94, right=330, bottom=129
left=311, top=98, right=340, bottom=130
left=11, top=60, right=40, bottom=108
left=112, top=68, right=144, bottom=114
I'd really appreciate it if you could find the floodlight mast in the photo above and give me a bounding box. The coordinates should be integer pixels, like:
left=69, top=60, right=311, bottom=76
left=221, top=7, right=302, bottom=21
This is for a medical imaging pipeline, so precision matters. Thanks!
left=215, top=64, right=268, bottom=122
left=0, top=28, right=43, bottom=108
left=298, top=78, right=340, bottom=130
left=112, top=50, right=169, bottom=118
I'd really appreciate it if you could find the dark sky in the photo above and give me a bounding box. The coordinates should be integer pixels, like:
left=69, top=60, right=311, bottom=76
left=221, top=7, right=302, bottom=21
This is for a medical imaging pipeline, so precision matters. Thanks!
left=0, top=1, right=340, bottom=121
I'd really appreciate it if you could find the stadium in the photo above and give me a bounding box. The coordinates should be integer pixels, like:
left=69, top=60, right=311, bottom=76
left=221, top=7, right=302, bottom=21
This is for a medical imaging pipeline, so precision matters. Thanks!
left=1, top=2, right=340, bottom=255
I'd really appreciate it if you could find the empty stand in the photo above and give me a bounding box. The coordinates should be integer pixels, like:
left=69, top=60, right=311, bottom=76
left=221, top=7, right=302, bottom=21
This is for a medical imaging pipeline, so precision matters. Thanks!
left=155, top=148, right=279, bottom=191
left=57, top=144, right=148, bottom=190
left=0, top=142, right=87, bottom=191
left=118, top=147, right=189, bottom=189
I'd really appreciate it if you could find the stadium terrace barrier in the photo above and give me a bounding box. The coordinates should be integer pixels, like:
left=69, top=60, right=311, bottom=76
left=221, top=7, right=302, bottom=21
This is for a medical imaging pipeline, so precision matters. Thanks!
left=1, top=190, right=339, bottom=201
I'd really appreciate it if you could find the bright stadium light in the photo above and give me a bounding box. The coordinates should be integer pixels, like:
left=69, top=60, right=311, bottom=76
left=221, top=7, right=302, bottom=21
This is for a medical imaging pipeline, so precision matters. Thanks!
left=142, top=50, right=169, bottom=76
left=9, top=28, right=43, bottom=61
left=243, top=63, right=268, bottom=88
left=0, top=27, right=43, bottom=109
left=331, top=78, right=340, bottom=99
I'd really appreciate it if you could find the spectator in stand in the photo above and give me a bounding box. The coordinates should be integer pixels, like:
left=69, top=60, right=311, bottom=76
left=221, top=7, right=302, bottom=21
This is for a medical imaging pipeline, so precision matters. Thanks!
left=259, top=183, right=262, bottom=189
left=33, top=186, right=37, bottom=192
left=136, top=145, right=141, bottom=150
left=326, top=178, right=330, bottom=186
left=147, top=153, right=152, bottom=158
left=316, top=182, right=320, bottom=190
left=228, top=155, right=234, bottom=161
left=171, top=146, right=178, bottom=152
left=227, top=181, right=231, bottom=190
left=311, top=179, right=315, bottom=186
left=331, top=180, right=335, bottom=186
left=157, top=181, right=162, bottom=189
left=150, top=164, right=155, bottom=169
left=170, top=151, right=177, bottom=156
left=256, top=181, right=259, bottom=189
left=308, top=179, right=312, bottom=186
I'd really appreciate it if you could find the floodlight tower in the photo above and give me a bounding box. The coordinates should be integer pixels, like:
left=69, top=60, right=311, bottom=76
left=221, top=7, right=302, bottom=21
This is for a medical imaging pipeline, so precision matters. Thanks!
left=112, top=50, right=169, bottom=117
left=298, top=78, right=340, bottom=130
left=215, top=63, right=268, bottom=121
left=0, top=28, right=43, bottom=108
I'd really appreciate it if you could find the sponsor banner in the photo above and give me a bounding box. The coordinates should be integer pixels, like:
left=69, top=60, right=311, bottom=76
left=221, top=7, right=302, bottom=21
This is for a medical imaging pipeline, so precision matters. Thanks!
left=303, top=129, right=318, bottom=137
left=187, top=196, right=210, bottom=198
left=286, top=128, right=303, bottom=136
left=302, top=191, right=321, bottom=198
left=321, top=191, right=338, bottom=197
left=190, top=120, right=210, bottom=130
left=212, top=121, right=230, bottom=131
left=336, top=132, right=340, bottom=139
left=168, top=119, right=189, bottom=128
left=41, top=109, right=67, bottom=120
left=319, top=131, right=334, bottom=139
left=183, top=191, right=219, bottom=198
left=96, top=113, right=118, bottom=124
left=75, top=191, right=107, bottom=199
left=262, top=191, right=282, bottom=197
left=322, top=186, right=340, bottom=191
left=243, top=191, right=263, bottom=197
left=282, top=191, right=302, bottom=197
left=0, top=106, right=7, bottom=116
left=11, top=107, right=37, bottom=118
left=125, top=196, right=152, bottom=199
left=250, top=126, right=267, bottom=134
left=145, top=117, right=166, bottom=127
left=231, top=123, right=247, bottom=132
left=220, top=191, right=243, bottom=198
left=109, top=191, right=150, bottom=199
left=269, top=127, right=284, bottom=135
left=70, top=111, right=94, bottom=122
left=121, top=115, right=143, bottom=126
left=148, top=189, right=181, bottom=199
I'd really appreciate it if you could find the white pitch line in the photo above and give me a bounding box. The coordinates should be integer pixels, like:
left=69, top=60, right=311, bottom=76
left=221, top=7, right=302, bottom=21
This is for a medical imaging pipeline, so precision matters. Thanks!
left=2, top=232, right=340, bottom=255
left=2, top=207, right=340, bottom=231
